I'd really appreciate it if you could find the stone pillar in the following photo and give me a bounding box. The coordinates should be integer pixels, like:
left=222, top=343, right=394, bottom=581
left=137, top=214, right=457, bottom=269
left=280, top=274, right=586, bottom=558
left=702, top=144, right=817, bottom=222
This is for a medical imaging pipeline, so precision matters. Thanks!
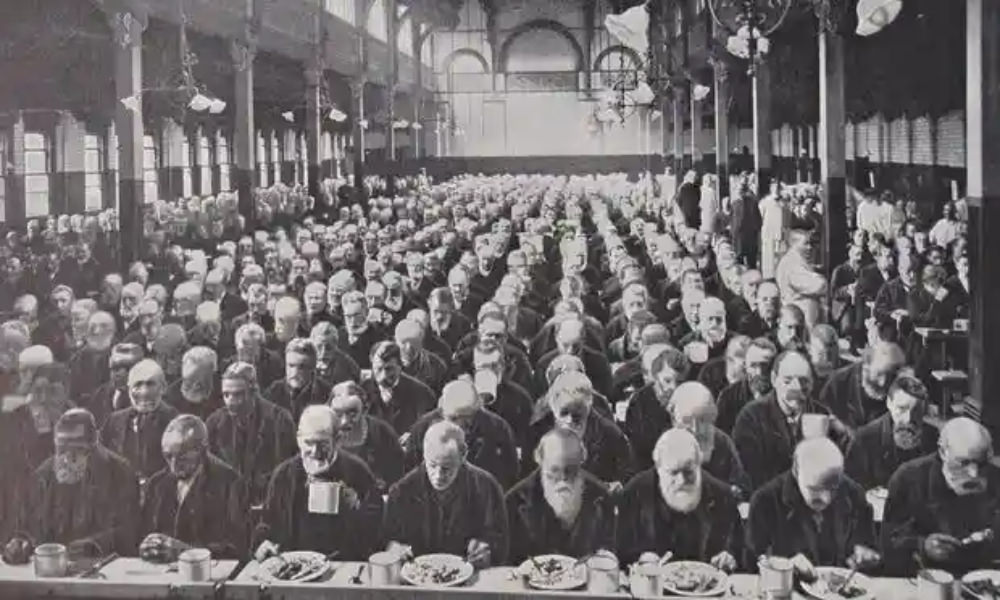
left=691, top=85, right=702, bottom=172
left=752, top=59, right=773, bottom=194
left=672, top=93, right=684, bottom=175
left=386, top=0, right=398, bottom=164
left=350, top=78, right=366, bottom=196
left=819, top=29, right=848, bottom=281
left=109, top=8, right=146, bottom=267
left=713, top=63, right=730, bottom=200
left=231, top=33, right=256, bottom=229
left=966, top=0, right=1000, bottom=435
left=305, top=64, right=323, bottom=201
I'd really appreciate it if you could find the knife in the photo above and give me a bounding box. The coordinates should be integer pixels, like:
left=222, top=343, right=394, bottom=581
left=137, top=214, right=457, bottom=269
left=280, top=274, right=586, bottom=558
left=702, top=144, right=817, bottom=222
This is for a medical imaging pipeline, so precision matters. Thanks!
left=78, top=553, right=119, bottom=579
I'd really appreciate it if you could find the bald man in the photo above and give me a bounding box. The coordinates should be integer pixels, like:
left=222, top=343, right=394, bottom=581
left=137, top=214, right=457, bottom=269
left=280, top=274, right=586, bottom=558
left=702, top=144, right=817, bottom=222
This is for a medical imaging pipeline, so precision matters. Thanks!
left=747, top=438, right=879, bottom=576
left=819, top=341, right=906, bottom=430
left=383, top=420, right=508, bottom=567
left=101, top=359, right=179, bottom=478
left=505, top=428, right=617, bottom=564
left=396, top=319, right=448, bottom=394
left=329, top=382, right=405, bottom=492
left=537, top=318, right=614, bottom=400
left=141, top=415, right=246, bottom=560
left=253, top=405, right=383, bottom=561
left=617, top=429, right=740, bottom=569
left=882, top=417, right=1000, bottom=575
left=404, top=380, right=519, bottom=489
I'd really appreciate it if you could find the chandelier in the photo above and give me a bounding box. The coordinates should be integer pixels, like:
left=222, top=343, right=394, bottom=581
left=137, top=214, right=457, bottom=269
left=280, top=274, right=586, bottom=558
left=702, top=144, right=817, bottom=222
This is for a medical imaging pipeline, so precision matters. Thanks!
left=706, top=0, right=792, bottom=75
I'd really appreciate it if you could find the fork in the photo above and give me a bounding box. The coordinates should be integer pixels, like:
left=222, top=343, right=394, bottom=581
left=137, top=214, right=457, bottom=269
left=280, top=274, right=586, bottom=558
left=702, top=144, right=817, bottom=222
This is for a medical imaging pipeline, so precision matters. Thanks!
left=835, top=565, right=859, bottom=595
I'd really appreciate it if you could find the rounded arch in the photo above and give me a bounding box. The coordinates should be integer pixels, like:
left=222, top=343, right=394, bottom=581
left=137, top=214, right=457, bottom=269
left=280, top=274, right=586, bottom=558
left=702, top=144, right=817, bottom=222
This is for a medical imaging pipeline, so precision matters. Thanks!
left=592, top=44, right=642, bottom=72
left=498, top=19, right=584, bottom=72
left=442, top=48, right=491, bottom=73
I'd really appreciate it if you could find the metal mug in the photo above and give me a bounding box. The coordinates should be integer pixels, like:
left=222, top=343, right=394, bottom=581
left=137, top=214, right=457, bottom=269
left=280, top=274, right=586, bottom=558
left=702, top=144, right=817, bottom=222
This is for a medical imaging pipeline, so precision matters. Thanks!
left=178, top=548, right=212, bottom=582
left=33, top=543, right=68, bottom=578
left=758, top=556, right=794, bottom=600
left=917, top=569, right=956, bottom=600
left=801, top=413, right=830, bottom=439
left=586, top=555, right=619, bottom=594
left=307, top=481, right=341, bottom=515
left=629, top=562, right=662, bottom=598
left=368, top=551, right=400, bottom=586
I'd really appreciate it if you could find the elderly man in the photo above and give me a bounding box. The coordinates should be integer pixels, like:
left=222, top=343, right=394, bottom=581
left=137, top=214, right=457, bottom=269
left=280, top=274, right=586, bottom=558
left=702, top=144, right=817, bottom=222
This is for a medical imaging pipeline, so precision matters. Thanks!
left=526, top=371, right=634, bottom=488
left=453, top=310, right=534, bottom=393
left=733, top=351, right=840, bottom=491
left=671, top=382, right=749, bottom=498
left=383, top=420, right=508, bottom=568
left=537, top=318, right=613, bottom=400
left=882, top=418, right=1000, bottom=575
left=845, top=374, right=938, bottom=490
left=820, top=341, right=906, bottom=430
left=141, top=415, right=246, bottom=560
left=697, top=334, right=750, bottom=398
left=471, top=342, right=533, bottom=448
left=309, top=322, right=360, bottom=385
left=265, top=339, right=332, bottom=423
left=206, top=362, right=296, bottom=503
left=618, top=429, right=740, bottom=569
left=68, top=310, right=116, bottom=406
left=231, top=283, right=274, bottom=333
left=396, top=319, right=448, bottom=394
left=405, top=380, right=519, bottom=490
left=300, top=281, right=335, bottom=336
left=102, top=359, right=179, bottom=479
left=775, top=229, right=827, bottom=329
left=86, top=342, right=144, bottom=428
left=738, top=280, right=781, bottom=341
left=747, top=437, right=879, bottom=577
left=205, top=268, right=246, bottom=323
left=505, top=428, right=617, bottom=564
left=123, top=299, right=163, bottom=355
left=339, top=291, right=383, bottom=370
left=168, top=282, right=202, bottom=331
left=254, top=405, right=383, bottom=560
left=329, top=381, right=405, bottom=492
left=231, top=323, right=283, bottom=390
left=448, top=266, right=485, bottom=323
left=164, top=347, right=220, bottom=420
left=268, top=297, right=303, bottom=356
left=8, top=409, right=138, bottom=559
left=625, top=345, right=689, bottom=471
left=427, top=287, right=471, bottom=353
left=680, top=297, right=732, bottom=367
left=361, top=341, right=436, bottom=436
left=716, top=337, right=777, bottom=435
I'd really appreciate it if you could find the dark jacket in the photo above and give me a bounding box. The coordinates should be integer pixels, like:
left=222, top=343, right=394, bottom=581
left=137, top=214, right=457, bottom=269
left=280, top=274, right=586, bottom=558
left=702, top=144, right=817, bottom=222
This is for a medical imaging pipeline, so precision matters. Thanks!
left=340, top=415, right=406, bottom=491
left=402, top=350, right=449, bottom=395
left=705, top=428, right=751, bottom=500
left=747, top=471, right=875, bottom=570
left=716, top=380, right=759, bottom=435
left=264, top=378, right=333, bottom=424
left=142, top=453, right=247, bottom=558
left=429, top=314, right=472, bottom=355
left=882, top=454, right=1000, bottom=576
left=361, top=374, right=437, bottom=437
left=505, top=469, right=616, bottom=564
left=317, top=347, right=362, bottom=388
left=383, top=463, right=509, bottom=565
left=844, top=413, right=938, bottom=490
left=337, top=326, right=385, bottom=370
left=818, top=362, right=888, bottom=430
left=163, top=378, right=223, bottom=422
left=525, top=412, right=634, bottom=485
left=406, top=409, right=519, bottom=490
left=101, top=403, right=180, bottom=479
left=617, top=469, right=739, bottom=566
left=623, top=384, right=672, bottom=472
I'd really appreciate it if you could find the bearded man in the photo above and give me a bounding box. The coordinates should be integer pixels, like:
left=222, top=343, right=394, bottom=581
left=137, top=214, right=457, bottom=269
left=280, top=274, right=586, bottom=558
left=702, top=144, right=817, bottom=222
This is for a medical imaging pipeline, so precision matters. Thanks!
left=617, top=429, right=740, bottom=569
left=309, top=322, right=360, bottom=385
left=10, top=409, right=138, bottom=558
left=680, top=297, right=732, bottom=366
left=253, top=405, right=383, bottom=561
left=164, top=347, right=221, bottom=420
left=68, top=310, right=116, bottom=407
left=624, top=345, right=689, bottom=471
left=820, top=341, right=906, bottom=430
left=265, top=339, right=332, bottom=423
left=505, top=428, right=617, bottom=564
left=329, top=382, right=405, bottom=492
left=716, top=337, right=777, bottom=435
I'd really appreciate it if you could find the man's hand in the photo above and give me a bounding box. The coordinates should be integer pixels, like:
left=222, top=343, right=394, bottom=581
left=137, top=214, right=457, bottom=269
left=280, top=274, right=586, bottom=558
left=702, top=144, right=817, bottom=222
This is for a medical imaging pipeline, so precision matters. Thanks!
left=935, top=287, right=950, bottom=302
left=923, top=533, right=962, bottom=563
left=791, top=553, right=817, bottom=583
left=140, top=533, right=183, bottom=563
left=254, top=540, right=280, bottom=563
left=340, top=485, right=361, bottom=511
left=637, top=552, right=661, bottom=565
left=398, top=432, right=412, bottom=450
left=466, top=539, right=491, bottom=569
left=847, top=545, right=881, bottom=570
left=606, top=481, right=624, bottom=496
left=710, top=551, right=737, bottom=573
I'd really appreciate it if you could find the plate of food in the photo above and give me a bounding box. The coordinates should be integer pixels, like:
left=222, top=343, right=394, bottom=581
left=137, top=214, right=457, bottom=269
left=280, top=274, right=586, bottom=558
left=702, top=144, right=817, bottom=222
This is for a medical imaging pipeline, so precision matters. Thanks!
left=257, top=551, right=331, bottom=583
left=962, top=570, right=1000, bottom=599
left=661, top=561, right=728, bottom=596
left=400, top=554, right=474, bottom=588
left=801, top=567, right=873, bottom=600
left=519, top=554, right=588, bottom=591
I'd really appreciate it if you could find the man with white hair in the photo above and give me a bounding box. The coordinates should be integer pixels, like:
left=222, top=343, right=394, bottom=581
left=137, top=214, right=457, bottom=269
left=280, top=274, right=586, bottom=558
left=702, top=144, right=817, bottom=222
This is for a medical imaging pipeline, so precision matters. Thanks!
left=123, top=300, right=163, bottom=355
left=820, top=340, right=906, bottom=430
left=300, top=281, right=334, bottom=336
left=747, top=437, right=879, bottom=578
left=338, top=291, right=382, bottom=369
left=204, top=268, right=246, bottom=323
left=679, top=296, right=732, bottom=365
left=669, top=286, right=705, bottom=344
left=101, top=359, right=179, bottom=478
left=882, top=417, right=1000, bottom=575
left=383, top=420, right=509, bottom=568
left=164, top=347, right=220, bottom=420
left=119, top=282, right=145, bottom=338
left=168, top=281, right=203, bottom=331
left=396, top=319, right=448, bottom=394
left=254, top=405, right=383, bottom=561
left=618, top=428, right=739, bottom=569
left=505, top=427, right=617, bottom=563
left=537, top=318, right=614, bottom=400
left=329, top=381, right=405, bottom=492
left=268, top=297, right=302, bottom=356
left=670, top=382, right=749, bottom=498
left=309, top=322, right=361, bottom=385
left=405, top=379, right=519, bottom=489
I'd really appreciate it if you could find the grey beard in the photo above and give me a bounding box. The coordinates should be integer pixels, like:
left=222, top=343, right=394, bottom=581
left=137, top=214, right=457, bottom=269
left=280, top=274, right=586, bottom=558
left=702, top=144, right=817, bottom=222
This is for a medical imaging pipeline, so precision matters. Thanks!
left=54, top=455, right=89, bottom=485
left=543, top=477, right=584, bottom=527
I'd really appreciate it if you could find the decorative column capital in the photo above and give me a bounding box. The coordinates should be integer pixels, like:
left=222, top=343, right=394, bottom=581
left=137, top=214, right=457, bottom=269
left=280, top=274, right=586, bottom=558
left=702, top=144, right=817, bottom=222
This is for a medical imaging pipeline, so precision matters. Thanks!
left=108, top=10, right=147, bottom=49
left=230, top=37, right=257, bottom=73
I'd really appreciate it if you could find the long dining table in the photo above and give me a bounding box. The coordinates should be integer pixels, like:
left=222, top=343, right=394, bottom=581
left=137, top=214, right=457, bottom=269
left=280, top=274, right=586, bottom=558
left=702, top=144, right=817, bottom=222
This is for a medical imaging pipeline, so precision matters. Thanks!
left=0, top=556, right=938, bottom=599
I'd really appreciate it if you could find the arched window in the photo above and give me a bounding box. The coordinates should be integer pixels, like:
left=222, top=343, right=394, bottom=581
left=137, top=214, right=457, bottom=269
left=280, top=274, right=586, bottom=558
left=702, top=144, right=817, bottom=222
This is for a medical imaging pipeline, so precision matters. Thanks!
left=399, top=11, right=413, bottom=55
left=504, top=27, right=579, bottom=72
left=366, top=0, right=387, bottom=42
left=594, top=45, right=641, bottom=89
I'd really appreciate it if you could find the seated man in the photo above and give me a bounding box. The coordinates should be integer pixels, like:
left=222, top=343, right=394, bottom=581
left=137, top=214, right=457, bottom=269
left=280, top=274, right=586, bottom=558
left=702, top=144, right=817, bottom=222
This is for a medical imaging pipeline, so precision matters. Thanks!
left=845, top=374, right=938, bottom=490
left=164, top=346, right=221, bottom=421
left=746, top=438, right=879, bottom=577
left=309, top=322, right=361, bottom=386
left=537, top=318, right=613, bottom=400
left=624, top=345, right=688, bottom=471
left=819, top=341, right=906, bottom=430
left=882, top=418, right=1000, bottom=575
left=670, top=382, right=750, bottom=500
left=264, top=338, right=332, bottom=423
left=716, top=337, right=777, bottom=435
left=361, top=341, right=437, bottom=437
left=382, top=420, right=508, bottom=568
left=396, top=318, right=448, bottom=394
left=254, top=405, right=383, bottom=561
left=329, top=381, right=405, bottom=493
left=505, top=428, right=616, bottom=564
left=140, top=415, right=246, bottom=560
left=11, top=409, right=138, bottom=558
left=617, top=429, right=740, bottom=570
left=405, top=379, right=519, bottom=490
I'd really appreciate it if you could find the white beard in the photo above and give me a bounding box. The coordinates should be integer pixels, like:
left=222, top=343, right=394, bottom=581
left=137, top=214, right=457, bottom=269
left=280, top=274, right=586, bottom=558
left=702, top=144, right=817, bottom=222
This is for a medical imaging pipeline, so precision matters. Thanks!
left=543, top=476, right=584, bottom=528
left=660, top=472, right=703, bottom=514
left=302, top=455, right=333, bottom=476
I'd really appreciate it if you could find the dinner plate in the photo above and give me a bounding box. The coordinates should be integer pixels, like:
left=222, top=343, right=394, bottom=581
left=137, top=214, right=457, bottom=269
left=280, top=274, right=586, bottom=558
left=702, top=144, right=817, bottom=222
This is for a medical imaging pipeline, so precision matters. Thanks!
left=399, top=553, right=474, bottom=588
left=258, top=551, right=330, bottom=583
left=801, top=566, right=874, bottom=600
left=519, top=554, right=587, bottom=591
left=660, top=561, right=728, bottom=597
left=962, top=570, right=1000, bottom=599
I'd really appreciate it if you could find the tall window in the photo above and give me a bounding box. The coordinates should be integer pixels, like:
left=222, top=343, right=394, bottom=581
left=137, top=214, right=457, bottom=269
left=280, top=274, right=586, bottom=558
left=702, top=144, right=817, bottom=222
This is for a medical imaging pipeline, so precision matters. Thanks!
left=84, top=133, right=104, bottom=211
left=198, top=133, right=212, bottom=196
left=327, top=0, right=356, bottom=24
left=256, top=130, right=269, bottom=187
left=143, top=134, right=159, bottom=203
left=0, top=131, right=7, bottom=223
left=270, top=132, right=281, bottom=184
left=299, top=133, right=308, bottom=185
left=181, top=134, right=193, bottom=198
left=24, top=132, right=50, bottom=218
left=217, top=132, right=231, bottom=191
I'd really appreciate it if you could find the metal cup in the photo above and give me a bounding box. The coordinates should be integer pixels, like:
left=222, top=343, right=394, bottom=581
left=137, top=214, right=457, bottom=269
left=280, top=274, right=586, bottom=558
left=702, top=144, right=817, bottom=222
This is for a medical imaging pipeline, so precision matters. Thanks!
left=368, top=551, right=400, bottom=586
left=307, top=481, right=341, bottom=514
left=586, top=555, right=619, bottom=594
left=33, top=543, right=68, bottom=578
left=758, top=556, right=794, bottom=600
left=629, top=562, right=662, bottom=598
left=801, top=413, right=830, bottom=439
left=917, top=569, right=956, bottom=600
left=178, top=548, right=212, bottom=582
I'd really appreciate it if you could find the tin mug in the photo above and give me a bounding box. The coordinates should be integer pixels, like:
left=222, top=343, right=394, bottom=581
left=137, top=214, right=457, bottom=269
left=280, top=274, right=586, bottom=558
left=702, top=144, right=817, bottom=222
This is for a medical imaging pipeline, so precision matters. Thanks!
left=33, top=543, right=68, bottom=578
left=586, top=555, right=619, bottom=593
left=368, top=551, right=400, bottom=586
left=178, top=548, right=212, bottom=582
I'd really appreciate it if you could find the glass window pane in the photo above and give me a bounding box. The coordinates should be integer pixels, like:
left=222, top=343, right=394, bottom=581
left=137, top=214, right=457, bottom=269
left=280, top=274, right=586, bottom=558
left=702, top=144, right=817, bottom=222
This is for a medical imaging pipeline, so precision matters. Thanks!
left=26, top=192, right=48, bottom=217
left=85, top=187, right=102, bottom=212
left=24, top=150, right=48, bottom=174
left=24, top=133, right=47, bottom=150
left=25, top=174, right=49, bottom=193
